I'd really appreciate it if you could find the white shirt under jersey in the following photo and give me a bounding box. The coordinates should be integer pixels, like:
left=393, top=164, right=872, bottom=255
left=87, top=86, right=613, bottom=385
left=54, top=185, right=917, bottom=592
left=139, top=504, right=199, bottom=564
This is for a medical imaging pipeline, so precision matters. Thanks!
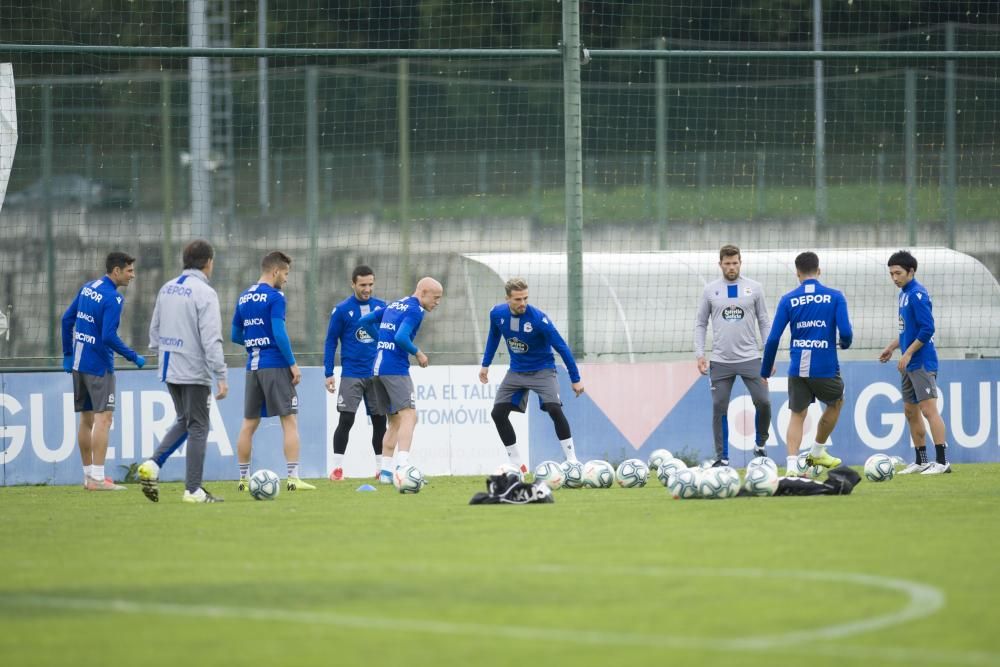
left=694, top=276, right=771, bottom=363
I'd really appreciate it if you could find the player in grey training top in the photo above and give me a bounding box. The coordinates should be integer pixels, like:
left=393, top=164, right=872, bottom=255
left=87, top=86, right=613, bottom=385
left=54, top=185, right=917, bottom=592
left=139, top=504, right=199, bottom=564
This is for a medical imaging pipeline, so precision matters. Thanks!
left=137, top=240, right=229, bottom=503
left=693, top=245, right=772, bottom=466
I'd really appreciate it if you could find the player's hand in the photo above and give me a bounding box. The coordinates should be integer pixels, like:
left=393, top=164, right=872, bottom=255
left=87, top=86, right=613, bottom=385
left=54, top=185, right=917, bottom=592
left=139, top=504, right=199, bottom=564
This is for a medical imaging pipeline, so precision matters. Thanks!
left=696, top=357, right=709, bottom=375
left=134, top=355, right=146, bottom=369
left=215, top=379, right=229, bottom=400
left=571, top=381, right=585, bottom=397
left=289, top=364, right=302, bottom=386
left=478, top=367, right=489, bottom=384
left=325, top=376, right=336, bottom=393
left=416, top=351, right=429, bottom=368
left=62, top=355, right=73, bottom=373
left=878, top=347, right=894, bottom=363
left=896, top=353, right=911, bottom=374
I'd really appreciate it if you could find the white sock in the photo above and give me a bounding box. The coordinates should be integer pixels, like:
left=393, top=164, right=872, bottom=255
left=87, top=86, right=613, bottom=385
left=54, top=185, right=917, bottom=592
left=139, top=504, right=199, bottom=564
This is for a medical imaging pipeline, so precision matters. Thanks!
left=786, top=456, right=798, bottom=473
left=332, top=453, right=344, bottom=469
left=287, top=462, right=299, bottom=479
left=505, top=444, right=522, bottom=468
left=560, top=438, right=578, bottom=462
left=396, top=450, right=410, bottom=468
left=84, top=464, right=92, bottom=480
left=809, top=442, right=826, bottom=457
left=92, top=465, right=105, bottom=481
left=375, top=455, right=383, bottom=472
left=239, top=462, right=251, bottom=479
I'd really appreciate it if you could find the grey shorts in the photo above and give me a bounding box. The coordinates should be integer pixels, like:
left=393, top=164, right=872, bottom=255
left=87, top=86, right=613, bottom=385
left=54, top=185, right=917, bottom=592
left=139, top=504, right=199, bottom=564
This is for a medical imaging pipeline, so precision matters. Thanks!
left=901, top=368, right=939, bottom=405
left=372, top=374, right=415, bottom=415
left=244, top=368, right=298, bottom=419
left=73, top=371, right=116, bottom=413
left=337, top=376, right=383, bottom=415
left=495, top=368, right=561, bottom=413
left=788, top=375, right=844, bottom=413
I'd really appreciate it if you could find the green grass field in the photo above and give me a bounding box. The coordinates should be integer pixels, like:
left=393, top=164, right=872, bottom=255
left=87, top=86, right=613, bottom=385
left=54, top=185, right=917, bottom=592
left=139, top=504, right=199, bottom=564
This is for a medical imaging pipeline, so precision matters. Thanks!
left=2, top=466, right=999, bottom=667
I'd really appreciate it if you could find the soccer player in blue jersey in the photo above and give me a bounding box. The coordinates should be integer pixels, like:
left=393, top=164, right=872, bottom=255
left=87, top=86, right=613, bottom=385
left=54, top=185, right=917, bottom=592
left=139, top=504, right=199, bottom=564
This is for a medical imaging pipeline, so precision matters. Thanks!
left=323, top=265, right=388, bottom=481
left=761, top=252, right=853, bottom=476
left=60, top=251, right=145, bottom=491
left=358, top=276, right=443, bottom=483
left=232, top=251, right=315, bottom=491
left=694, top=245, right=772, bottom=466
left=479, top=278, right=585, bottom=471
left=879, top=250, right=951, bottom=475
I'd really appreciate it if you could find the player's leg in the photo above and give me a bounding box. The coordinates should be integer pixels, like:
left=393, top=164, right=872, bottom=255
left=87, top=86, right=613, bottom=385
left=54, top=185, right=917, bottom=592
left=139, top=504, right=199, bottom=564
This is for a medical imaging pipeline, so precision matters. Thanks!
left=784, top=377, right=813, bottom=476
left=280, top=413, right=313, bottom=490
left=237, top=370, right=265, bottom=487
left=491, top=371, right=532, bottom=471
left=379, top=412, right=400, bottom=483
left=137, top=383, right=189, bottom=502
left=708, top=362, right=737, bottom=464
left=78, top=411, right=94, bottom=485
left=370, top=413, right=387, bottom=478
left=73, top=371, right=95, bottom=484
left=392, top=407, right=418, bottom=469
left=533, top=368, right=577, bottom=464
left=330, top=376, right=365, bottom=480
left=87, top=373, right=123, bottom=491
left=180, top=385, right=220, bottom=502
left=898, top=371, right=932, bottom=474
left=739, top=361, right=772, bottom=457
left=804, top=377, right=845, bottom=469
left=910, top=370, right=950, bottom=474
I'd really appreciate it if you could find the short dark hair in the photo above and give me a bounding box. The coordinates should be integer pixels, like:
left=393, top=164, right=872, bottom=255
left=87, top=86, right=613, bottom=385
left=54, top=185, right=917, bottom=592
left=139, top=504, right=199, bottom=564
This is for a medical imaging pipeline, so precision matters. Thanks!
left=888, top=250, right=918, bottom=273
left=261, top=251, right=292, bottom=272
left=719, top=244, right=741, bottom=261
left=105, top=251, right=135, bottom=274
left=352, top=265, right=374, bottom=283
left=795, top=251, right=820, bottom=275
left=183, top=240, right=214, bottom=270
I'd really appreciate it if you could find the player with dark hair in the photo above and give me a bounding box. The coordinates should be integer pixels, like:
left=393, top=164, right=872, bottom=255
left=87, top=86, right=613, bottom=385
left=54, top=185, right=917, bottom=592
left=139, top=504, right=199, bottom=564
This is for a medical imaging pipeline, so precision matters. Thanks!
left=694, top=244, right=772, bottom=466
left=479, top=278, right=584, bottom=471
left=358, top=277, right=443, bottom=483
left=60, top=250, right=145, bottom=490
left=138, top=239, right=229, bottom=503
left=879, top=250, right=951, bottom=474
left=323, top=265, right=388, bottom=481
left=761, top=251, right=853, bottom=476
left=232, top=251, right=315, bottom=491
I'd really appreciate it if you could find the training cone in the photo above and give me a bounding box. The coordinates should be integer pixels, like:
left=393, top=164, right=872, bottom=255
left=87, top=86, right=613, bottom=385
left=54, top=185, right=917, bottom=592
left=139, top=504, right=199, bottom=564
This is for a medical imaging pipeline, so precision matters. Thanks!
left=356, top=484, right=377, bottom=492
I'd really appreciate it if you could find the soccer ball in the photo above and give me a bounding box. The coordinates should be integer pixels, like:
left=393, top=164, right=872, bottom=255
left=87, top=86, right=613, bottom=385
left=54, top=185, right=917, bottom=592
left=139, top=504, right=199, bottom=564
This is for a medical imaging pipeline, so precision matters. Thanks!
left=249, top=469, right=280, bottom=501
left=794, top=453, right=823, bottom=479
left=666, top=468, right=699, bottom=499
left=715, top=466, right=741, bottom=498
left=656, top=459, right=687, bottom=487
left=534, top=460, right=565, bottom=489
left=743, top=464, right=780, bottom=496
left=561, top=460, right=584, bottom=489
left=864, top=453, right=895, bottom=482
left=697, top=467, right=727, bottom=499
left=615, top=459, right=649, bottom=488
left=393, top=465, right=426, bottom=494
left=582, top=460, right=615, bottom=489
left=647, top=449, right=674, bottom=471
left=494, top=463, right=524, bottom=481
left=747, top=456, right=778, bottom=474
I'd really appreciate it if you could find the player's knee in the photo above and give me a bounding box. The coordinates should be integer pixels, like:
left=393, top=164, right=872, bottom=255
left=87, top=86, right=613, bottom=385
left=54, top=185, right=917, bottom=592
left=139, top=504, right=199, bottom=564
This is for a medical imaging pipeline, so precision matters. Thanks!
left=491, top=404, right=513, bottom=424
left=337, top=411, right=357, bottom=430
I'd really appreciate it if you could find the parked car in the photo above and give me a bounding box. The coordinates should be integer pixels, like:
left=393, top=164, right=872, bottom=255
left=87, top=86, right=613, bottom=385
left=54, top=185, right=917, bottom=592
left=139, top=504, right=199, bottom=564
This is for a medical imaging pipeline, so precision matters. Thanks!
left=3, top=174, right=132, bottom=209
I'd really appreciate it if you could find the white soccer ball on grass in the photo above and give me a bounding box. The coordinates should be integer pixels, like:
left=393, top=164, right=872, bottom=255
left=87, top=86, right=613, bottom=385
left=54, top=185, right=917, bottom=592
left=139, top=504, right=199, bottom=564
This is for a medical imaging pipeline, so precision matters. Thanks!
left=249, top=469, right=280, bottom=501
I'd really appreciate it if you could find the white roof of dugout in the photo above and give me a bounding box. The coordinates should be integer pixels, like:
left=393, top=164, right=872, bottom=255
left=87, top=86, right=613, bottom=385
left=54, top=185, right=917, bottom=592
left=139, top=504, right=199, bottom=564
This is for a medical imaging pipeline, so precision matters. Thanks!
left=461, top=248, right=1000, bottom=362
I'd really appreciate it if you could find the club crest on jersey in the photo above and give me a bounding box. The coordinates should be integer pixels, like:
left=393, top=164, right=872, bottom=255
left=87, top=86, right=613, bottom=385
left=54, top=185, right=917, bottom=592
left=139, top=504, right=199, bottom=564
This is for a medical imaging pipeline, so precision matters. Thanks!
left=523, top=322, right=533, bottom=333
left=507, top=338, right=528, bottom=353
left=744, top=287, right=752, bottom=295
left=722, top=305, right=745, bottom=321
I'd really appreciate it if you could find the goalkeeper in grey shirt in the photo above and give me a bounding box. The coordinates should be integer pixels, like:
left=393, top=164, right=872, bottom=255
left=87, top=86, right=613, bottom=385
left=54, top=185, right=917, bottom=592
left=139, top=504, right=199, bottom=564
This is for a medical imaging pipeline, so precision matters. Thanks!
left=693, top=245, right=772, bottom=465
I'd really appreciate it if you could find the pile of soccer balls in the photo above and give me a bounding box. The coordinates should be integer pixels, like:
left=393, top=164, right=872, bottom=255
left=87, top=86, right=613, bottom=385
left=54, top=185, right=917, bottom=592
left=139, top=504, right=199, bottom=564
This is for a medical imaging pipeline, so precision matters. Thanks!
left=648, top=450, right=781, bottom=500
left=530, top=458, right=650, bottom=490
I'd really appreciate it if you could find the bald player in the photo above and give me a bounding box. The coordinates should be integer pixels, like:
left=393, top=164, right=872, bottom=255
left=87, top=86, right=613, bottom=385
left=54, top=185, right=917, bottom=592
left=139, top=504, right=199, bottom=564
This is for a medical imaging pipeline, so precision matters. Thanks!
left=358, top=277, right=444, bottom=482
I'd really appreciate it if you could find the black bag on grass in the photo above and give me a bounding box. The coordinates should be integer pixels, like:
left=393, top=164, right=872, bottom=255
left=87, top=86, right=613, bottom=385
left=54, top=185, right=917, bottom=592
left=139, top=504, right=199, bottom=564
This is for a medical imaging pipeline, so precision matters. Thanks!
left=469, top=473, right=554, bottom=505
left=774, top=465, right=862, bottom=496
